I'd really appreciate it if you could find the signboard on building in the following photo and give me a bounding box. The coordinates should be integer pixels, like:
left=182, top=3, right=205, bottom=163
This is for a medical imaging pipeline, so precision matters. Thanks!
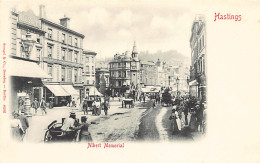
left=18, top=10, right=41, bottom=28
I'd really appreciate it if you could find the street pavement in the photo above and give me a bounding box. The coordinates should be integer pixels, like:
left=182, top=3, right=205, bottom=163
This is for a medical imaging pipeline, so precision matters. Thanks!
left=25, top=98, right=145, bottom=143
left=25, top=98, right=204, bottom=143
left=136, top=101, right=160, bottom=141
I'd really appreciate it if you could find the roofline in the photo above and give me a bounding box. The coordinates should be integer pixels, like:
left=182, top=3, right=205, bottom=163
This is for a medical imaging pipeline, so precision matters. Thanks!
left=17, top=22, right=46, bottom=34
left=40, top=18, right=85, bottom=38
left=83, top=50, right=97, bottom=56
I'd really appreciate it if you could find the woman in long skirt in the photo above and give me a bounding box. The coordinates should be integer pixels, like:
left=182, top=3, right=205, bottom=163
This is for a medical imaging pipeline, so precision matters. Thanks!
left=189, top=108, right=197, bottom=131
left=11, top=112, right=25, bottom=141
left=169, top=109, right=179, bottom=134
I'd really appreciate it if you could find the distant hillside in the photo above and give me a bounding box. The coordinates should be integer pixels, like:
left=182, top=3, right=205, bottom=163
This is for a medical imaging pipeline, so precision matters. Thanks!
left=139, top=50, right=190, bottom=66
left=96, top=50, right=190, bottom=68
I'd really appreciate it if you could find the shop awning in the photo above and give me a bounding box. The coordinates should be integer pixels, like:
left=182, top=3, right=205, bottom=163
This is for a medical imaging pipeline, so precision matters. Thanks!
left=141, top=86, right=160, bottom=93
left=9, top=58, right=52, bottom=79
left=45, top=84, right=70, bottom=96
left=61, top=85, right=79, bottom=96
left=88, top=86, right=102, bottom=96
left=189, top=80, right=198, bottom=86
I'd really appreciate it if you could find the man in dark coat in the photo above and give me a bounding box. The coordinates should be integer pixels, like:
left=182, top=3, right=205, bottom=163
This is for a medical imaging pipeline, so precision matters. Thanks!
left=103, top=100, right=110, bottom=115
left=183, top=99, right=189, bottom=125
left=82, top=100, right=88, bottom=115
left=31, top=98, right=39, bottom=115
left=39, top=97, right=47, bottom=116
left=195, top=104, right=203, bottom=132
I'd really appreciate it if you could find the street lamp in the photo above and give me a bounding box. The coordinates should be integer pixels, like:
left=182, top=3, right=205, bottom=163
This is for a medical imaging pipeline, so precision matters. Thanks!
left=176, top=76, right=179, bottom=96
left=186, top=76, right=189, bottom=94
left=21, top=30, right=35, bottom=58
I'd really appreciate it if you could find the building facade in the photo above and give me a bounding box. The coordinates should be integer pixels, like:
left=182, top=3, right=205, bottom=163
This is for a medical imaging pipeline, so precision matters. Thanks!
left=95, top=68, right=109, bottom=95
left=9, top=6, right=96, bottom=110
left=9, top=9, right=51, bottom=112
left=140, top=61, right=157, bottom=86
left=82, top=50, right=98, bottom=99
left=109, top=42, right=140, bottom=95
left=189, top=16, right=207, bottom=101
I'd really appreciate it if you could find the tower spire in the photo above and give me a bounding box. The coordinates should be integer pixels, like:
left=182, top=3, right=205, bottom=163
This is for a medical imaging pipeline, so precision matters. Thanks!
left=132, top=40, right=138, bottom=59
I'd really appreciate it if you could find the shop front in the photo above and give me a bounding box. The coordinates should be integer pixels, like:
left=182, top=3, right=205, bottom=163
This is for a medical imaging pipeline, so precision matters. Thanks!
left=44, top=84, right=80, bottom=107
left=189, top=80, right=198, bottom=98
left=9, top=58, right=52, bottom=114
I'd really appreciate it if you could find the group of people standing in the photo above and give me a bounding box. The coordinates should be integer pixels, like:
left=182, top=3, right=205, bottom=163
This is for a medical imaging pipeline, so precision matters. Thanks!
left=81, top=97, right=110, bottom=116
left=18, top=97, right=48, bottom=116
left=169, top=96, right=207, bottom=134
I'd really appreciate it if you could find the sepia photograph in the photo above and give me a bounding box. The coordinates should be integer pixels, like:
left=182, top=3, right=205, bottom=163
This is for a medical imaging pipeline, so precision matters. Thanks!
left=8, top=3, right=207, bottom=144
left=0, top=0, right=260, bottom=162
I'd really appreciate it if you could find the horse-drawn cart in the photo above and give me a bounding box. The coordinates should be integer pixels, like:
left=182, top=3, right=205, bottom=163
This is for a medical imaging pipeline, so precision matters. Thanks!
left=122, top=99, right=134, bottom=108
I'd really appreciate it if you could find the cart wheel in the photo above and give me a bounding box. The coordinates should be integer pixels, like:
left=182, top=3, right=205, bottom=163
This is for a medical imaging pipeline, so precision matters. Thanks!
left=44, top=130, right=52, bottom=142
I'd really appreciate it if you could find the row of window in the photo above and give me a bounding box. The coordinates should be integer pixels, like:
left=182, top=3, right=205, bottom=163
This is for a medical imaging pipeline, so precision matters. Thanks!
left=198, top=35, right=205, bottom=52
left=196, top=58, right=205, bottom=74
left=47, top=45, right=80, bottom=63
left=86, top=80, right=95, bottom=85
left=110, top=62, right=130, bottom=68
left=85, top=66, right=95, bottom=74
left=47, top=65, right=81, bottom=83
left=61, top=48, right=79, bottom=63
left=110, top=71, right=130, bottom=78
left=47, top=28, right=79, bottom=47
left=86, top=56, right=95, bottom=63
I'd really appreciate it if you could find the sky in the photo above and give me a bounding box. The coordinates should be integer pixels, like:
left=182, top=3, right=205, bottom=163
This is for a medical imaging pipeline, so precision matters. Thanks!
left=13, top=1, right=201, bottom=59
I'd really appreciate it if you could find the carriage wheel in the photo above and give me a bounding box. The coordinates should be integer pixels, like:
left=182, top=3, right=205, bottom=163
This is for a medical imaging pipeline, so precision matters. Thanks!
left=44, top=130, right=52, bottom=142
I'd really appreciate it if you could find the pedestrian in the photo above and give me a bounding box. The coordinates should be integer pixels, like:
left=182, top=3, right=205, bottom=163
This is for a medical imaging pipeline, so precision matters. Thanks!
left=96, top=99, right=101, bottom=116
left=17, top=111, right=29, bottom=141
left=202, top=103, right=207, bottom=134
left=169, top=109, right=179, bottom=134
left=76, top=97, right=80, bottom=109
left=103, top=100, right=110, bottom=115
left=72, top=116, right=92, bottom=142
left=39, top=97, right=47, bottom=116
left=31, top=98, right=39, bottom=115
left=82, top=100, right=88, bottom=115
left=10, top=112, right=24, bottom=141
left=195, top=104, right=203, bottom=132
left=189, top=108, right=197, bottom=132
left=183, top=100, right=189, bottom=125
left=18, top=97, right=24, bottom=114
left=92, top=100, right=96, bottom=115
left=152, top=99, right=156, bottom=108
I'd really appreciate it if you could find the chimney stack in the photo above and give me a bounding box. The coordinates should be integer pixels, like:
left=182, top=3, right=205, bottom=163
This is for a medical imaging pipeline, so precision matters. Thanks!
left=39, top=5, right=46, bottom=18
left=60, top=15, right=70, bottom=28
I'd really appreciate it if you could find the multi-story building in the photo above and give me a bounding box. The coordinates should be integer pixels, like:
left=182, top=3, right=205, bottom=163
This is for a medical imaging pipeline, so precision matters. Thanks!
left=95, top=68, right=110, bottom=95
left=9, top=6, right=96, bottom=110
left=109, top=42, right=140, bottom=95
left=39, top=6, right=85, bottom=106
left=189, top=16, right=206, bottom=101
left=9, top=9, right=51, bottom=112
left=140, top=61, right=157, bottom=86
left=82, top=50, right=100, bottom=98
left=156, top=59, right=169, bottom=87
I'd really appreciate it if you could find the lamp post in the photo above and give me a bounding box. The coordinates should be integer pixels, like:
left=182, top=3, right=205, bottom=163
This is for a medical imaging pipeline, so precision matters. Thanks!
left=176, top=76, right=179, bottom=96
left=168, top=76, right=171, bottom=87
left=186, top=76, right=189, bottom=95
left=22, top=30, right=35, bottom=58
